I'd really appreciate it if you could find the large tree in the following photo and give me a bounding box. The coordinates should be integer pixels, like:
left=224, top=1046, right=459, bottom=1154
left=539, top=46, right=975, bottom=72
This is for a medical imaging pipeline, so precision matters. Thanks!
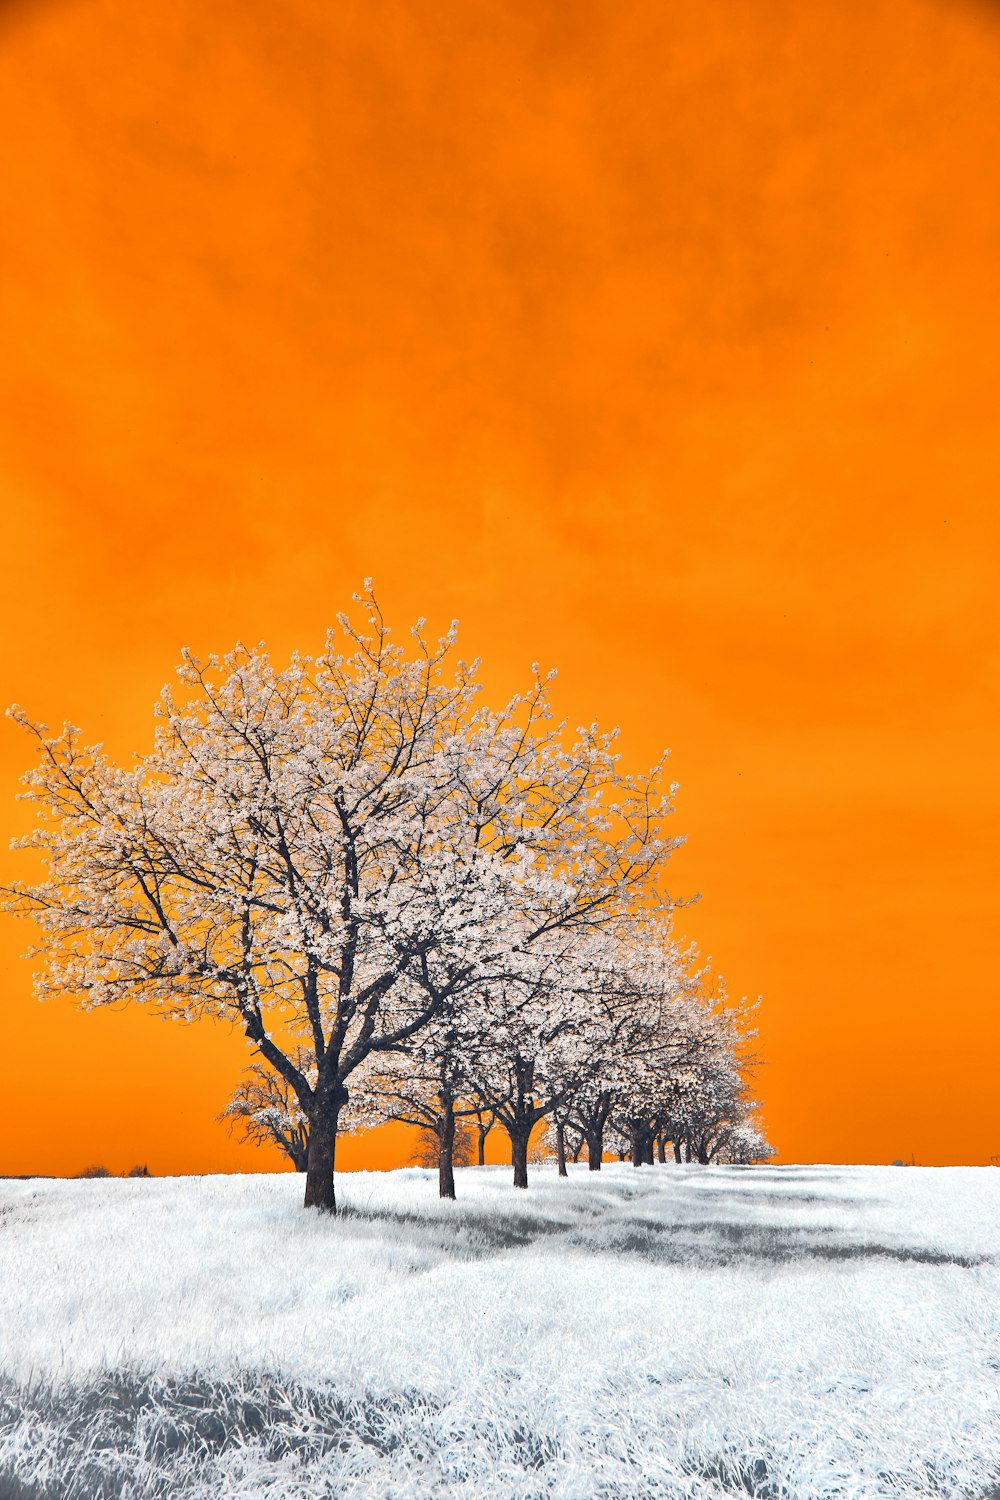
left=3, top=590, right=679, bottom=1212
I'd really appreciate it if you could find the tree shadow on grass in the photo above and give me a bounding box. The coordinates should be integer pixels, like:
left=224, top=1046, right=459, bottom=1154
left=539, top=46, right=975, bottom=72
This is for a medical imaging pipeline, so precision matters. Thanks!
left=331, top=1189, right=986, bottom=1275
left=566, top=1216, right=995, bottom=1269
left=669, top=1186, right=874, bottom=1211
left=709, top=1168, right=859, bottom=1187
left=337, top=1198, right=575, bottom=1254
left=334, top=1173, right=946, bottom=1269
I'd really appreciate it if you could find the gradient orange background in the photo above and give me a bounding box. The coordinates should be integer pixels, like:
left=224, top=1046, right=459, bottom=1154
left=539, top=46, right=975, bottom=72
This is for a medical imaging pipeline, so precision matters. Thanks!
left=1, top=0, right=998, bottom=1175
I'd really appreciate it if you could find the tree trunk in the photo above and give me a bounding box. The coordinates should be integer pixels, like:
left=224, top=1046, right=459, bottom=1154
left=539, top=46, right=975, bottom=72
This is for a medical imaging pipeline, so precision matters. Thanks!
left=586, top=1127, right=603, bottom=1171
left=556, top=1121, right=568, bottom=1178
left=511, top=1128, right=530, bottom=1189
left=673, top=1139, right=682, bottom=1164
left=438, top=1094, right=456, bottom=1200
left=656, top=1136, right=667, bottom=1165
left=303, top=1103, right=341, bottom=1212
left=631, top=1126, right=652, bottom=1167
left=684, top=1139, right=693, bottom=1163
left=507, top=1055, right=535, bottom=1189
left=571, top=1137, right=584, bottom=1164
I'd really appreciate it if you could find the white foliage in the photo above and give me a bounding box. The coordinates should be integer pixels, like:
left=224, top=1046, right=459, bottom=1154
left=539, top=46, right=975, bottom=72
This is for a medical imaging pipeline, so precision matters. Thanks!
left=3, top=592, right=685, bottom=1205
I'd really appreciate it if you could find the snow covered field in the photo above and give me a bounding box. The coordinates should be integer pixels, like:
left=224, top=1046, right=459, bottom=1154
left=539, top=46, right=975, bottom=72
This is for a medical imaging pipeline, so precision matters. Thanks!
left=1, top=1164, right=998, bottom=1500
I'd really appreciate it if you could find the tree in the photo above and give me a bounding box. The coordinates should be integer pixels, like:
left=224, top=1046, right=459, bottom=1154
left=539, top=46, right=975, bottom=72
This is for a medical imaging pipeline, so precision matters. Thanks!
left=347, top=1035, right=488, bottom=1200
left=410, top=1121, right=474, bottom=1170
left=528, top=1120, right=557, bottom=1165
left=565, top=1122, right=586, bottom=1163
left=3, top=589, right=681, bottom=1213
left=554, top=927, right=706, bottom=1172
left=715, top=1118, right=774, bottom=1165
left=601, top=980, right=757, bottom=1168
left=4, top=597, right=485, bottom=1213
left=472, top=1107, right=495, bottom=1166
left=680, top=1061, right=749, bottom=1164
left=466, top=934, right=606, bottom=1189
left=646, top=1003, right=760, bottom=1165
left=220, top=1052, right=314, bottom=1172
left=469, top=924, right=695, bottom=1188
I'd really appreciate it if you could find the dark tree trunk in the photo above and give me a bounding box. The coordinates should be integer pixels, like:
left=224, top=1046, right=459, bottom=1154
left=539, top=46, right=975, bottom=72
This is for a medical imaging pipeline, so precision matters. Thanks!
left=556, top=1121, right=568, bottom=1178
left=511, top=1128, right=530, bottom=1188
left=673, top=1139, right=683, bottom=1164
left=684, top=1139, right=693, bottom=1163
left=631, top=1125, right=653, bottom=1167
left=476, top=1119, right=491, bottom=1167
left=656, top=1136, right=667, bottom=1165
left=438, top=1094, right=456, bottom=1200
left=586, top=1127, right=603, bottom=1171
left=696, top=1142, right=710, bottom=1166
left=505, top=1054, right=537, bottom=1189
left=303, top=1101, right=342, bottom=1212
left=287, top=1124, right=310, bottom=1173
left=571, top=1137, right=584, bottom=1164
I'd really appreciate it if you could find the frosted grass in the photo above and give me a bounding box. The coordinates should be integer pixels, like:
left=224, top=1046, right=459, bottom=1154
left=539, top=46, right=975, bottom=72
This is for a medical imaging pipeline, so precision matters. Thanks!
left=1, top=1164, right=999, bottom=1498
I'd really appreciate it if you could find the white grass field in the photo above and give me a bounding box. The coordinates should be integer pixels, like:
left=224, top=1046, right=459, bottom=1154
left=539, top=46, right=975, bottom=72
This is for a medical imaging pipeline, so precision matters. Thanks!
left=1, top=1163, right=998, bottom=1499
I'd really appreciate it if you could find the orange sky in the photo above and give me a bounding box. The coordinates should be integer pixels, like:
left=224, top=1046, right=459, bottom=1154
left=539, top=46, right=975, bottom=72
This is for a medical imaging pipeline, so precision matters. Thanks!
left=1, top=0, right=998, bottom=1175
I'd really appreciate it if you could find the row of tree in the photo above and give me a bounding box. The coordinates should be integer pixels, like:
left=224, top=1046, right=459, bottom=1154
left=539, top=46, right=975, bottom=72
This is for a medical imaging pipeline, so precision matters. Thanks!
left=4, top=588, right=769, bottom=1214
left=222, top=1017, right=772, bottom=1191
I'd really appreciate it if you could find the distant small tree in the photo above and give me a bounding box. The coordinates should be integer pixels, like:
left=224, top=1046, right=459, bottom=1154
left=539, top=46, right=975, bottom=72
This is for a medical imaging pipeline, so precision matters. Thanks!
left=125, top=1164, right=151, bottom=1177
left=565, top=1123, right=586, bottom=1163
left=220, top=1055, right=313, bottom=1172
left=472, top=1108, right=495, bottom=1166
left=77, top=1165, right=111, bottom=1178
left=410, top=1122, right=475, bottom=1170
left=603, top=1120, right=630, bottom=1161
left=715, top=1120, right=774, bottom=1165
left=528, top=1120, right=556, bottom=1166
